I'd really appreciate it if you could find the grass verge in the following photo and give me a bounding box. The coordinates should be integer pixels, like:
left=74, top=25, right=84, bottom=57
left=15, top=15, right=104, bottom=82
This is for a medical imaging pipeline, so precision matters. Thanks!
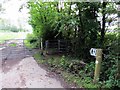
left=9, top=43, right=17, bottom=47
left=33, top=52, right=102, bottom=88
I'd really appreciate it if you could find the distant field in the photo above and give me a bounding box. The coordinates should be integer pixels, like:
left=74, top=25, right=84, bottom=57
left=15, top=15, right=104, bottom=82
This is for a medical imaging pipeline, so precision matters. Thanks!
left=0, top=31, right=28, bottom=44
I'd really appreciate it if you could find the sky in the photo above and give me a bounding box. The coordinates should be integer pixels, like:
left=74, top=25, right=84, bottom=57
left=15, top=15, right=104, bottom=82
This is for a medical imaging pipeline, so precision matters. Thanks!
left=0, top=0, right=32, bottom=30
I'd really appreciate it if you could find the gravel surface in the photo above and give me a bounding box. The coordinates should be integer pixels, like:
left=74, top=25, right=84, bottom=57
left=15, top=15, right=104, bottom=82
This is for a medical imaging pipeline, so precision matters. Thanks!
left=0, top=40, right=67, bottom=89
left=2, top=57, right=65, bottom=88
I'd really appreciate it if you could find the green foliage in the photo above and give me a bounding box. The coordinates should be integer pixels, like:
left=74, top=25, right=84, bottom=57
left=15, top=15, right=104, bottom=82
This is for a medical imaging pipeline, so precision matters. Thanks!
left=59, top=55, right=69, bottom=70
left=84, top=62, right=95, bottom=77
left=28, top=2, right=62, bottom=41
left=100, top=33, right=119, bottom=88
left=35, top=47, right=119, bottom=88
left=34, top=54, right=101, bottom=88
left=24, top=33, right=38, bottom=49
left=28, top=1, right=118, bottom=88
left=10, top=26, right=19, bottom=32
left=9, top=43, right=17, bottom=47
left=27, top=2, right=102, bottom=59
left=27, top=1, right=117, bottom=58
left=63, top=72, right=99, bottom=88
left=0, top=20, right=23, bottom=32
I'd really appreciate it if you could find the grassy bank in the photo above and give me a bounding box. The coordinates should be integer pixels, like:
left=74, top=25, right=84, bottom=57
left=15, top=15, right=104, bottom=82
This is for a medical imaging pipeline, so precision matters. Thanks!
left=33, top=53, right=102, bottom=88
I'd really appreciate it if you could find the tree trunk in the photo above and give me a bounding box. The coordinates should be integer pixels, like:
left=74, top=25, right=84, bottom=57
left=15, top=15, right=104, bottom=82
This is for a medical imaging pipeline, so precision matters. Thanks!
left=101, top=2, right=107, bottom=47
left=77, top=3, right=85, bottom=58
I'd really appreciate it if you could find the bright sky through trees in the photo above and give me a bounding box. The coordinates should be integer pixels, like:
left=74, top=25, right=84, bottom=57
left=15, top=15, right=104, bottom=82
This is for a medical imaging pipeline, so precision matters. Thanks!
left=0, top=0, right=32, bottom=31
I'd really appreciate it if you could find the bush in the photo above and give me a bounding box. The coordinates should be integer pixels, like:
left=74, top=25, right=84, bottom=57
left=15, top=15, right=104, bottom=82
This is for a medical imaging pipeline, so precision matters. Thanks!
left=34, top=32, right=119, bottom=88
left=10, top=29, right=19, bottom=32
left=100, top=33, right=120, bottom=88
left=25, top=33, right=38, bottom=49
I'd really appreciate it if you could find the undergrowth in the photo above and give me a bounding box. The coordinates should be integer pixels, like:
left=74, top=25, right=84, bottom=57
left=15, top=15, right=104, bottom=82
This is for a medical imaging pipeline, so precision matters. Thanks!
left=34, top=53, right=103, bottom=88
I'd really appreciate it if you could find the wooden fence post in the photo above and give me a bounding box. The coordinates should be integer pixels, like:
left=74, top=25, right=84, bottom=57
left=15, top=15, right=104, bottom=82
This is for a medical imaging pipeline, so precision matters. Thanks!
left=38, top=38, right=40, bottom=50
left=41, top=38, right=43, bottom=55
left=93, top=49, right=102, bottom=83
left=23, top=39, right=26, bottom=58
left=45, top=40, right=48, bottom=54
left=58, top=40, right=60, bottom=52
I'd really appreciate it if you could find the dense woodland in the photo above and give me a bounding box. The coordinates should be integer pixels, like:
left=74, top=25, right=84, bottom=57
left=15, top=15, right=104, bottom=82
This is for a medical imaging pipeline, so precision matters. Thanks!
left=26, top=1, right=119, bottom=88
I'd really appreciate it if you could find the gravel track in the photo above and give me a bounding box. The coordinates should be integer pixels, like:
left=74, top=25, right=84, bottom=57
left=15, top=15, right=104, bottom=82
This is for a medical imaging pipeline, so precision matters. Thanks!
left=0, top=40, right=68, bottom=89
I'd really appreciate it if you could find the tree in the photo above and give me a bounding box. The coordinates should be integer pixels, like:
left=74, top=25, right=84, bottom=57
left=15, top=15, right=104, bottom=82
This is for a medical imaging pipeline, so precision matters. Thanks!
left=27, top=1, right=119, bottom=88
left=27, top=1, right=117, bottom=59
left=99, top=2, right=117, bottom=47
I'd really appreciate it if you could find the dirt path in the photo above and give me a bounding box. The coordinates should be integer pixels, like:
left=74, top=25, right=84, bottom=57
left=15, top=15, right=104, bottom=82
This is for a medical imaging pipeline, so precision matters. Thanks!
left=0, top=40, right=68, bottom=89
left=2, top=57, right=66, bottom=88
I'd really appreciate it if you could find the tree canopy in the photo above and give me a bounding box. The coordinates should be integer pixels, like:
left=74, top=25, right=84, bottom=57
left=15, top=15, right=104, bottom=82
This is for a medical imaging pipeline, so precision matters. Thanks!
left=28, top=1, right=118, bottom=58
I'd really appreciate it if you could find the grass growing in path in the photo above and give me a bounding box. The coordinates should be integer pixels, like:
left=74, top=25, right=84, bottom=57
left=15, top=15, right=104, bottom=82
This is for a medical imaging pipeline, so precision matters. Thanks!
left=9, top=43, right=17, bottom=47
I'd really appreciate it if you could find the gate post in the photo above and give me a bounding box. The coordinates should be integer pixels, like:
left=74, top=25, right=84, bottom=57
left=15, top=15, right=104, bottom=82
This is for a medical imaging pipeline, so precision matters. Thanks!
left=58, top=40, right=60, bottom=52
left=23, top=39, right=26, bottom=57
left=45, top=40, right=48, bottom=54
left=41, top=38, right=43, bottom=55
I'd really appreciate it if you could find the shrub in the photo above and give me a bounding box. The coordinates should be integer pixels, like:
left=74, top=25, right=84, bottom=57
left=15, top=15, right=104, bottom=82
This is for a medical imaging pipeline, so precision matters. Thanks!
left=100, top=33, right=120, bottom=88
left=25, top=33, right=38, bottom=49
left=10, top=28, right=19, bottom=32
